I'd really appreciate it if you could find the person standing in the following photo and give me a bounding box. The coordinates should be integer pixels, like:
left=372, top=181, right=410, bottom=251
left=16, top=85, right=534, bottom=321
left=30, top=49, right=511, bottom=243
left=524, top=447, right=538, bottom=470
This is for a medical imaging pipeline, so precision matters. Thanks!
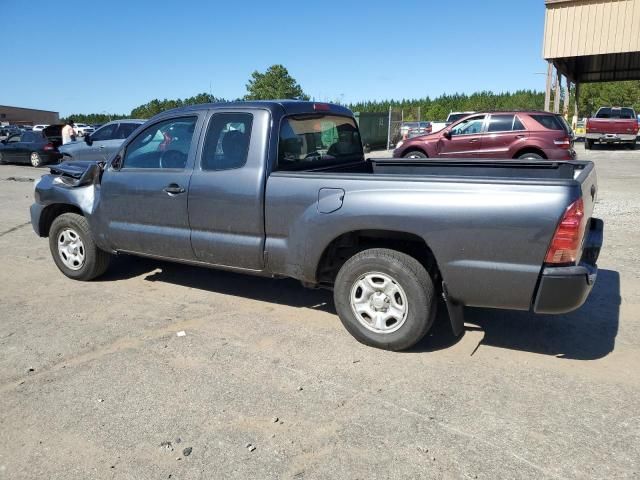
left=61, top=119, right=77, bottom=145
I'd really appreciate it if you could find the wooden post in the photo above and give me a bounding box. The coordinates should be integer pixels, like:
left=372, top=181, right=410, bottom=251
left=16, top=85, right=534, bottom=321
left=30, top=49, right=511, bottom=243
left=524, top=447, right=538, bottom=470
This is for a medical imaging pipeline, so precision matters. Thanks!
left=563, top=79, right=570, bottom=118
left=544, top=61, right=553, bottom=112
left=554, top=69, right=561, bottom=114
left=574, top=82, right=580, bottom=119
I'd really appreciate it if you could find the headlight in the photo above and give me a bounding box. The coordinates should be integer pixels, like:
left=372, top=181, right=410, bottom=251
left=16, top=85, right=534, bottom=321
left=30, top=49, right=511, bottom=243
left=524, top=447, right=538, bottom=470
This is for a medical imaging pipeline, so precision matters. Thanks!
left=396, top=141, right=404, bottom=149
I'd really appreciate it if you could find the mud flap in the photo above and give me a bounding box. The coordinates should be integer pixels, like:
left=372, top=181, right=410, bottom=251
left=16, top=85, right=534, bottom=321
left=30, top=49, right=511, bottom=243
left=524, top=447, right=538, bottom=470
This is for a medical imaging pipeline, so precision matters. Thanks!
left=442, top=282, right=465, bottom=337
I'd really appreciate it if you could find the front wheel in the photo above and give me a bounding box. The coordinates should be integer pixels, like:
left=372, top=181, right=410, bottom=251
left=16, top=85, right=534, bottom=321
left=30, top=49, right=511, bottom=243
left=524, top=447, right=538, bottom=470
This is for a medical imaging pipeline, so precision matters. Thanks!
left=48, top=213, right=111, bottom=281
left=333, top=248, right=436, bottom=351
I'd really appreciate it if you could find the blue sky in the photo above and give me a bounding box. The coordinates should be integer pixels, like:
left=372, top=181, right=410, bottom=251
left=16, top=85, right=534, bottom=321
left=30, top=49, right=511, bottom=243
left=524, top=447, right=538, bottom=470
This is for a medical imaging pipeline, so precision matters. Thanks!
left=1, top=0, right=548, bottom=116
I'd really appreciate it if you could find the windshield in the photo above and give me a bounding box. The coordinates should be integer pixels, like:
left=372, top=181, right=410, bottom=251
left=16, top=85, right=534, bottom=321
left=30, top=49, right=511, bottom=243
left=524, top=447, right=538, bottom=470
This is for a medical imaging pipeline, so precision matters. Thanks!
left=277, top=114, right=363, bottom=171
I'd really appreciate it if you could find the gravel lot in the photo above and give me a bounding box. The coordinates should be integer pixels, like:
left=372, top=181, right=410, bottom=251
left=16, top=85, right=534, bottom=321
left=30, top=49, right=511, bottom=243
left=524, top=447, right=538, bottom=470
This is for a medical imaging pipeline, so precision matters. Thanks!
left=1, top=144, right=639, bottom=479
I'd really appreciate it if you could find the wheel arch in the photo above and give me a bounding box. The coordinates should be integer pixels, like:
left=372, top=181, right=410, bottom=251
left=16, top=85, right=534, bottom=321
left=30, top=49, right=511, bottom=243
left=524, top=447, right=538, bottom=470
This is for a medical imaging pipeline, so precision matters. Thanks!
left=38, top=204, right=84, bottom=238
left=315, top=229, right=442, bottom=288
left=513, top=147, right=547, bottom=159
left=401, top=148, right=428, bottom=158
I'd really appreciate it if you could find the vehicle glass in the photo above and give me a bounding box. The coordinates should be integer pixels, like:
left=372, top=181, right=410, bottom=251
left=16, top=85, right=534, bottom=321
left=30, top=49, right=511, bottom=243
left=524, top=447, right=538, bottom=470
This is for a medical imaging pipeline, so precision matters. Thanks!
left=21, top=132, right=36, bottom=142
left=202, top=113, right=253, bottom=171
left=91, top=123, right=118, bottom=141
left=116, top=123, right=140, bottom=139
left=487, top=115, right=516, bottom=133
left=595, top=107, right=635, bottom=119
left=447, top=113, right=470, bottom=123
left=450, top=115, right=485, bottom=135
left=530, top=114, right=565, bottom=131
left=7, top=134, right=20, bottom=143
left=277, top=114, right=363, bottom=171
left=513, top=116, right=525, bottom=130
left=122, top=116, right=197, bottom=169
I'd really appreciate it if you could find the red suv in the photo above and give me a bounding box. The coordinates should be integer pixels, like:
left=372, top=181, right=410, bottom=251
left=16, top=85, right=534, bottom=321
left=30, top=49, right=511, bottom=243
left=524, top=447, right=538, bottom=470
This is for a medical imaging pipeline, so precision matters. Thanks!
left=393, top=111, right=576, bottom=160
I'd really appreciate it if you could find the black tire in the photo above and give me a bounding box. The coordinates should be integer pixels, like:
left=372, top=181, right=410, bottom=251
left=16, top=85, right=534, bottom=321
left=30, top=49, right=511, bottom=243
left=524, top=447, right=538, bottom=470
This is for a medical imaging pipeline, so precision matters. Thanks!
left=48, top=213, right=111, bottom=281
left=517, top=152, right=544, bottom=160
left=584, top=139, right=592, bottom=150
left=0, top=152, right=5, bottom=164
left=403, top=150, right=427, bottom=159
left=627, top=142, right=637, bottom=150
left=333, top=248, right=436, bottom=351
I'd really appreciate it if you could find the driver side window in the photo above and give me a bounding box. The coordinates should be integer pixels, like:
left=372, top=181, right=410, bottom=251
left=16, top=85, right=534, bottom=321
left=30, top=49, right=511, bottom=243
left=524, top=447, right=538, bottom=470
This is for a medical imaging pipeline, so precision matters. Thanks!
left=90, top=123, right=117, bottom=141
left=450, top=115, right=486, bottom=136
left=122, top=116, right=197, bottom=169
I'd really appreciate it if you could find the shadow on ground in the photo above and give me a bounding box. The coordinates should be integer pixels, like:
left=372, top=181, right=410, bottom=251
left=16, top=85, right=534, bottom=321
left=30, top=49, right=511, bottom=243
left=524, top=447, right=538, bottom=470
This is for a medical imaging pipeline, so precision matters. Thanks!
left=103, top=257, right=620, bottom=360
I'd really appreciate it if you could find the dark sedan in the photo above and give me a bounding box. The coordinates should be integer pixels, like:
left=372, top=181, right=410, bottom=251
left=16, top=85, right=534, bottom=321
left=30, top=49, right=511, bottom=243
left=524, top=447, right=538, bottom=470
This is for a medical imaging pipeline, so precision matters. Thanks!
left=0, top=126, right=63, bottom=167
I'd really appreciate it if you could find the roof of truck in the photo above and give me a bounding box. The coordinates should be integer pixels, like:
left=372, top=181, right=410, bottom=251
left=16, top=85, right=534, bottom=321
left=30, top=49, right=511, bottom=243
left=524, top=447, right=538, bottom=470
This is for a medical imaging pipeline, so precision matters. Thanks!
left=158, top=100, right=353, bottom=118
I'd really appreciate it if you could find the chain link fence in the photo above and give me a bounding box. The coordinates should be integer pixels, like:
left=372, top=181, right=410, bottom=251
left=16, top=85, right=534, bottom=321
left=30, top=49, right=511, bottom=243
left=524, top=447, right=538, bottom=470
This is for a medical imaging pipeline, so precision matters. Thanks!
left=387, top=106, right=425, bottom=149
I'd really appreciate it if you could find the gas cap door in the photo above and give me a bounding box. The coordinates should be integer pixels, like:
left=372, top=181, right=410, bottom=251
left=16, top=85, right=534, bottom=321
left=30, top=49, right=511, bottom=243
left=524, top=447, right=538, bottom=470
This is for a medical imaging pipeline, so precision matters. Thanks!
left=318, top=188, right=345, bottom=214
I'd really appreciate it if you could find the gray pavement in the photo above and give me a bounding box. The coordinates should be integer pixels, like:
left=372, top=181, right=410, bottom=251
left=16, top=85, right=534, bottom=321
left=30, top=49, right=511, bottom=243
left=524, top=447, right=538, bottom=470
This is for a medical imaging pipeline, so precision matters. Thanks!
left=0, top=144, right=639, bottom=479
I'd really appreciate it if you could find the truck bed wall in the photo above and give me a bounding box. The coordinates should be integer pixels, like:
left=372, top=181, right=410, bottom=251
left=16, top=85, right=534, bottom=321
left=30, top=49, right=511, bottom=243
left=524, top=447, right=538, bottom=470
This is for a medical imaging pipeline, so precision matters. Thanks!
left=265, top=173, right=578, bottom=311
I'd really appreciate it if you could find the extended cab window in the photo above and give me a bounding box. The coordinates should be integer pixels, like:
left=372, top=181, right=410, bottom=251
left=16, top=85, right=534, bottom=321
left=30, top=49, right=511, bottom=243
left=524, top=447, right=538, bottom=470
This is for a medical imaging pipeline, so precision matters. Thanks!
left=122, top=116, right=197, bottom=169
left=450, top=115, right=485, bottom=136
left=277, top=114, right=363, bottom=171
left=596, top=107, right=635, bottom=119
left=201, top=113, right=253, bottom=170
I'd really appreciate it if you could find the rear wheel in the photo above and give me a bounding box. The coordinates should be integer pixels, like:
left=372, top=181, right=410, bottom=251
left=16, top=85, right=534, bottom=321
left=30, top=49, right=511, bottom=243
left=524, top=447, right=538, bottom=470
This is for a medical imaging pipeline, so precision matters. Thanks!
left=48, top=213, right=111, bottom=281
left=402, top=150, right=427, bottom=159
left=333, top=248, right=436, bottom=351
left=517, top=152, right=544, bottom=160
left=627, top=141, right=637, bottom=150
left=30, top=152, right=42, bottom=167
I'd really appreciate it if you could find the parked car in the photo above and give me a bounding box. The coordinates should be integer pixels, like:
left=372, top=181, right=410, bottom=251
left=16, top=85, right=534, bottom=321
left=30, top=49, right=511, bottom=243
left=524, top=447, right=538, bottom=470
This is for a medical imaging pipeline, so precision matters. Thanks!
left=400, top=121, right=432, bottom=139
left=59, top=119, right=145, bottom=161
left=33, top=124, right=49, bottom=132
left=0, top=126, right=63, bottom=167
left=431, top=111, right=476, bottom=133
left=394, top=111, right=576, bottom=160
left=73, top=123, right=93, bottom=137
left=31, top=101, right=602, bottom=351
left=585, top=107, right=638, bottom=149
left=0, top=125, right=21, bottom=140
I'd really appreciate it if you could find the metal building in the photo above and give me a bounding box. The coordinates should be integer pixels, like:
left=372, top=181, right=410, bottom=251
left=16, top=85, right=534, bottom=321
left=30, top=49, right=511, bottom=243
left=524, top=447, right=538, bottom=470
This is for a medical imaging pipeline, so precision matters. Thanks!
left=0, top=105, right=60, bottom=126
left=542, top=0, right=640, bottom=114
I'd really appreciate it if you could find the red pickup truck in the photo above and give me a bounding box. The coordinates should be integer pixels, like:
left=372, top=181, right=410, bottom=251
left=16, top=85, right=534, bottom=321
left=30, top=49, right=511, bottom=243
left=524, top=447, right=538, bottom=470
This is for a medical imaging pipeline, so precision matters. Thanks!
left=585, top=107, right=638, bottom=149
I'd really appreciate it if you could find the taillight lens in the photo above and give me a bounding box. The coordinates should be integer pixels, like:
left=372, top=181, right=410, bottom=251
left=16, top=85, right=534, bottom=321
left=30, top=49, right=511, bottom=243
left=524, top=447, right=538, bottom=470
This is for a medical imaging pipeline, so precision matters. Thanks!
left=545, top=198, right=586, bottom=264
left=43, top=143, right=54, bottom=151
left=554, top=136, right=571, bottom=149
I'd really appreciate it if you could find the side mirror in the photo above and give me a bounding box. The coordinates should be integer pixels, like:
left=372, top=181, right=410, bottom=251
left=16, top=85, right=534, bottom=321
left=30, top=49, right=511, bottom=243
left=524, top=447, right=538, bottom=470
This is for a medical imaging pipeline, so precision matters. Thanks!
left=443, top=130, right=452, bottom=140
left=84, top=135, right=93, bottom=146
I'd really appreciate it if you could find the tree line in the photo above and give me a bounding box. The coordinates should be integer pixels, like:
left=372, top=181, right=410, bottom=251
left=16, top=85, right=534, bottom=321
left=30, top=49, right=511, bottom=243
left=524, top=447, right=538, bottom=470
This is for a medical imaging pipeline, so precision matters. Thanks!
left=63, top=65, right=640, bottom=124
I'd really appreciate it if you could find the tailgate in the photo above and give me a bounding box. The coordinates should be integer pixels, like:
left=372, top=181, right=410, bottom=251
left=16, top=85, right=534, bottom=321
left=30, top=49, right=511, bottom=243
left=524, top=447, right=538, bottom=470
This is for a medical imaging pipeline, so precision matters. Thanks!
left=587, top=119, right=637, bottom=134
left=576, top=162, right=598, bottom=256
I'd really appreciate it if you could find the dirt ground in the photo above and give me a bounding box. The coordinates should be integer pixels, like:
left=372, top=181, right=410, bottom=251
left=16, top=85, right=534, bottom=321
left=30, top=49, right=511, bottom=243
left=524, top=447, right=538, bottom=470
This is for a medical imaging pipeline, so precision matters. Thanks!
left=0, top=144, right=639, bottom=479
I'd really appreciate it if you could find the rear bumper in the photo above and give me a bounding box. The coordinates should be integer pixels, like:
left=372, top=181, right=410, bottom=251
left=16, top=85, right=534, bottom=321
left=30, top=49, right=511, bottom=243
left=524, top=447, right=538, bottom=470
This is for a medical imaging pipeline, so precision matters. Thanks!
left=541, top=147, right=576, bottom=160
left=585, top=133, right=637, bottom=142
left=533, top=218, right=603, bottom=314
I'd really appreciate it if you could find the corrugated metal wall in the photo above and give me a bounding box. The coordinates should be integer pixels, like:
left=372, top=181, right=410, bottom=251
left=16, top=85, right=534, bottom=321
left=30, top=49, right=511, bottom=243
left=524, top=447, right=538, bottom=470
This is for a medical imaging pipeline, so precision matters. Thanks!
left=543, top=0, right=640, bottom=58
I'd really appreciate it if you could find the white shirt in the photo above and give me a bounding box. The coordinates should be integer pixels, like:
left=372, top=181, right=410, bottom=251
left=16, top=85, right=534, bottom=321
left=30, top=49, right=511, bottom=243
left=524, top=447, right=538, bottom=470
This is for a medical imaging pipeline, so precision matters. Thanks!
left=62, top=125, right=76, bottom=144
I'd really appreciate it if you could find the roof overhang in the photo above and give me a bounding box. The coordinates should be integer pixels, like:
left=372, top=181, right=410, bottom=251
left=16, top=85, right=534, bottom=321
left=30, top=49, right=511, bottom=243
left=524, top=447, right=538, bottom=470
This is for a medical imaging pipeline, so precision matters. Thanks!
left=552, top=51, right=640, bottom=83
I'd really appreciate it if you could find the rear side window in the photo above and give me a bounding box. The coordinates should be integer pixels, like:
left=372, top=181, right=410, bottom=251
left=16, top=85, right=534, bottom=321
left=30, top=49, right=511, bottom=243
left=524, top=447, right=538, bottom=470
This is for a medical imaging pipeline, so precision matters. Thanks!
left=201, top=113, right=253, bottom=171
left=530, top=114, right=565, bottom=131
left=91, top=123, right=117, bottom=141
left=595, top=107, right=635, bottom=119
left=487, top=115, right=516, bottom=133
left=116, top=123, right=140, bottom=139
left=277, top=114, right=363, bottom=171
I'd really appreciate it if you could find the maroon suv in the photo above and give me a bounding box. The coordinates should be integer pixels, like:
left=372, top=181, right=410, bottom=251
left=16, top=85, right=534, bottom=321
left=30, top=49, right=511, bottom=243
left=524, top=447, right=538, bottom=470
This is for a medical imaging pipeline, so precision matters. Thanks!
left=393, top=111, right=576, bottom=160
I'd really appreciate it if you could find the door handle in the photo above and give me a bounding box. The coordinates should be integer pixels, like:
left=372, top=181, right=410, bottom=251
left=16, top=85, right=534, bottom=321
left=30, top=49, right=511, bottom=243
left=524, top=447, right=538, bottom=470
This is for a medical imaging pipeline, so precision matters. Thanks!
left=163, top=184, right=186, bottom=195
left=515, top=134, right=526, bottom=139
left=469, top=138, right=479, bottom=143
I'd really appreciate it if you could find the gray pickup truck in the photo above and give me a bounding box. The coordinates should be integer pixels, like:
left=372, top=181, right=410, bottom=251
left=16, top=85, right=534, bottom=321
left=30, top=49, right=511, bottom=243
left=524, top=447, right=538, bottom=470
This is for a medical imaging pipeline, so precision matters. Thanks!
left=31, top=101, right=603, bottom=350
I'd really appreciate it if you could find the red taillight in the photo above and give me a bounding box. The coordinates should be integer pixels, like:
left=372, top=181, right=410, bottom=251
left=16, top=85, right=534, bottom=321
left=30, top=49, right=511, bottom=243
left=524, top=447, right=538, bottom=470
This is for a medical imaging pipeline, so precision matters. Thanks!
left=553, top=136, right=571, bottom=149
left=545, top=198, right=586, bottom=264
left=313, top=103, right=330, bottom=111
left=43, top=143, right=55, bottom=151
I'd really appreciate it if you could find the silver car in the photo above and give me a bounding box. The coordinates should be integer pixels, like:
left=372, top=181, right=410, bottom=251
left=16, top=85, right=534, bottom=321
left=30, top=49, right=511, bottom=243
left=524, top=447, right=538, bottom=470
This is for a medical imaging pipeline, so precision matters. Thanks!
left=59, top=119, right=145, bottom=162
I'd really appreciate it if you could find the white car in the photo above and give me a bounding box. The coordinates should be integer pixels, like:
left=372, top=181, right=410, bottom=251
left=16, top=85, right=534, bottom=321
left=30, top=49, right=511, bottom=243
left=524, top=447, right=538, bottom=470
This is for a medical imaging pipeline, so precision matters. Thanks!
left=32, top=124, right=49, bottom=132
left=73, top=123, right=93, bottom=137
